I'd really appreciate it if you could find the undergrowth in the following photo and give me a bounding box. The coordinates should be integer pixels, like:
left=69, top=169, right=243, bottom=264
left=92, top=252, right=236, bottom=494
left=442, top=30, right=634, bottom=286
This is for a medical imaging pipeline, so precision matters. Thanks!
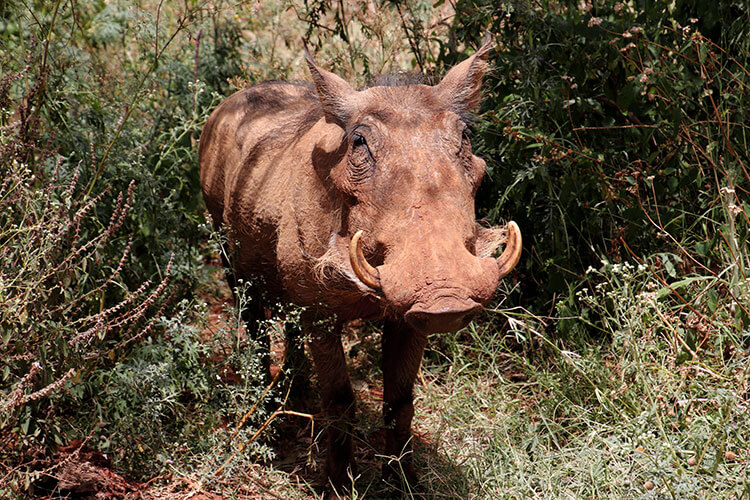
left=1, top=1, right=749, bottom=499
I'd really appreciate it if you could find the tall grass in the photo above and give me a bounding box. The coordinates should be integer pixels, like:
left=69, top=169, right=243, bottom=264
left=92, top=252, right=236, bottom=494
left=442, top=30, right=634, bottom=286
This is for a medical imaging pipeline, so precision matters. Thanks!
left=1, top=1, right=748, bottom=499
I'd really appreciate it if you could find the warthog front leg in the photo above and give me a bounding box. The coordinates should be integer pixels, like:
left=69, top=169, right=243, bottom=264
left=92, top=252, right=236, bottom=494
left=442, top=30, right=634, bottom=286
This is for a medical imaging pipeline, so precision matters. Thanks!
left=381, top=319, right=428, bottom=485
left=308, top=320, right=356, bottom=490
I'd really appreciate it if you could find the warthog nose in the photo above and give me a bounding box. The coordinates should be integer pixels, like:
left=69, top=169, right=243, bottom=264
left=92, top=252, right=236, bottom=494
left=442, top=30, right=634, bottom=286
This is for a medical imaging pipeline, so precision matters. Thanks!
left=405, top=298, right=483, bottom=334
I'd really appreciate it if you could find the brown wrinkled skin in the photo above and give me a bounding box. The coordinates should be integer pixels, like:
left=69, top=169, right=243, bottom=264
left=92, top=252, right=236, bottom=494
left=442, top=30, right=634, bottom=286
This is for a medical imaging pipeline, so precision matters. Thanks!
left=199, top=38, right=515, bottom=491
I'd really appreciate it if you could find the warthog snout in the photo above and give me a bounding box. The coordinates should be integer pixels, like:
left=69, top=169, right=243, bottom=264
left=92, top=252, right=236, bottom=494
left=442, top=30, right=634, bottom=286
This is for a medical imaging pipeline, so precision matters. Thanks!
left=405, top=297, right=483, bottom=334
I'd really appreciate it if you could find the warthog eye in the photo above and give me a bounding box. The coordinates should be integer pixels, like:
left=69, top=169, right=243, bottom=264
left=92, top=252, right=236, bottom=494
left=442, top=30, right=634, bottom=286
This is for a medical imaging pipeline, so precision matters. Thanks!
left=349, top=131, right=374, bottom=182
left=458, top=128, right=483, bottom=187
left=352, top=133, right=367, bottom=148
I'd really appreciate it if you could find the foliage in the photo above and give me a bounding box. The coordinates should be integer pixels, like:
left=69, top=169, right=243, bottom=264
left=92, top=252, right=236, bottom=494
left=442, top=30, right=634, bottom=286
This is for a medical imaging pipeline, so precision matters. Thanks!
left=0, top=0, right=279, bottom=495
left=295, top=0, right=451, bottom=79
left=409, top=2, right=749, bottom=497
left=416, top=260, right=750, bottom=497
left=1, top=0, right=749, bottom=498
left=450, top=0, right=750, bottom=308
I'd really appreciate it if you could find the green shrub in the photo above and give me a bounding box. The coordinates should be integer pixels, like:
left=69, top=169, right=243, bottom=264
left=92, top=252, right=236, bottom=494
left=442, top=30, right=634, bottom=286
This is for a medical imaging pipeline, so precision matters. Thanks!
left=0, top=148, right=175, bottom=490
left=450, top=0, right=749, bottom=309
left=0, top=1, right=279, bottom=494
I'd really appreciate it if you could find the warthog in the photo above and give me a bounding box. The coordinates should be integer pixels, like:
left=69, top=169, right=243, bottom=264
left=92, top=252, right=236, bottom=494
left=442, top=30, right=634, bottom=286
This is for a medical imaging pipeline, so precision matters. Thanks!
left=199, top=37, right=521, bottom=490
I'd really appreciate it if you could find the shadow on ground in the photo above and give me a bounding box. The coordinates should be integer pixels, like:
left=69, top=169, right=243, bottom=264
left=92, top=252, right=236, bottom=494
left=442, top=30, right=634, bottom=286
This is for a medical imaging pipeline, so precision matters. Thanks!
left=266, top=325, right=472, bottom=500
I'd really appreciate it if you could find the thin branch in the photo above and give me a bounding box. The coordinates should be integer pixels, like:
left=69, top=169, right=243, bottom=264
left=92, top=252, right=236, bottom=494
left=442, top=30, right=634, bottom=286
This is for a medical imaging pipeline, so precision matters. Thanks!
left=85, top=10, right=194, bottom=197
left=395, top=2, right=424, bottom=72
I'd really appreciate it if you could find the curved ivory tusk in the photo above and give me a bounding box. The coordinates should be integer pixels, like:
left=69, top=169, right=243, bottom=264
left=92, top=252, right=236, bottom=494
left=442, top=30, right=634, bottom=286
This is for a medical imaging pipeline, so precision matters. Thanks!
left=349, top=230, right=381, bottom=290
left=496, top=221, right=522, bottom=278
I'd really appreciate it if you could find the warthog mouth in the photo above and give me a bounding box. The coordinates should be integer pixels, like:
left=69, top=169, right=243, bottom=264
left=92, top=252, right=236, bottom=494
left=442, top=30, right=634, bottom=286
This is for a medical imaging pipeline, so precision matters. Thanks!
left=405, top=295, right=483, bottom=334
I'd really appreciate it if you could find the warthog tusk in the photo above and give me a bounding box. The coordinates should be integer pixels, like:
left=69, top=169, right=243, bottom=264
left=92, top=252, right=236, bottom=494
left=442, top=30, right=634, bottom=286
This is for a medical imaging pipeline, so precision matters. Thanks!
left=349, top=230, right=381, bottom=290
left=496, top=221, right=522, bottom=278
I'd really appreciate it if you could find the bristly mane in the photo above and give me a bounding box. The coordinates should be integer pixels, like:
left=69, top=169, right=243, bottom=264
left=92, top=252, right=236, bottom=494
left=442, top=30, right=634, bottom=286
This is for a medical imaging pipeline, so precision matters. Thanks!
left=363, top=72, right=478, bottom=124
left=363, top=72, right=435, bottom=89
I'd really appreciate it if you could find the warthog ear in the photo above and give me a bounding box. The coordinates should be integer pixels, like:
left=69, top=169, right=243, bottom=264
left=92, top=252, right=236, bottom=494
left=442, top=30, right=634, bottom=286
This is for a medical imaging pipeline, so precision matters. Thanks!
left=436, top=34, right=493, bottom=119
left=305, top=50, right=356, bottom=128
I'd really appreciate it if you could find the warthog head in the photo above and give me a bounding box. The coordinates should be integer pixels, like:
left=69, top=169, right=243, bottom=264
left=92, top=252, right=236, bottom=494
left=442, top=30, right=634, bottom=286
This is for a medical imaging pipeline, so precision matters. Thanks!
left=307, top=38, right=522, bottom=334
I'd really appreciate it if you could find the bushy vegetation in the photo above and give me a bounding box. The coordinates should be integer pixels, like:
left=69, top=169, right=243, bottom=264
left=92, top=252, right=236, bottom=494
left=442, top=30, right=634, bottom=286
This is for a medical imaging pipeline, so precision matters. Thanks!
left=0, top=1, right=278, bottom=495
left=1, top=0, right=748, bottom=498
left=464, top=1, right=749, bottom=305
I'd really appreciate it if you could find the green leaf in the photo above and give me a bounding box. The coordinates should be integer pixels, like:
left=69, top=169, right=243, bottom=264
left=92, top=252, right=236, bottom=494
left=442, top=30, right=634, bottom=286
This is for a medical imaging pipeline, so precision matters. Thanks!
left=675, top=349, right=691, bottom=365
left=21, top=416, right=30, bottom=435
left=663, top=258, right=676, bottom=278
left=707, top=288, right=718, bottom=313
left=695, top=241, right=710, bottom=256
left=655, top=276, right=711, bottom=300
